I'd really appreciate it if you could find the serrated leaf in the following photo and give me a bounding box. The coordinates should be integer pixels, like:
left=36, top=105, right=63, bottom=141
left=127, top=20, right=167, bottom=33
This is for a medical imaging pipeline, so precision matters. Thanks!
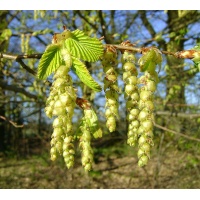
left=72, top=57, right=102, bottom=92
left=37, top=44, right=62, bottom=80
left=65, top=29, right=103, bottom=62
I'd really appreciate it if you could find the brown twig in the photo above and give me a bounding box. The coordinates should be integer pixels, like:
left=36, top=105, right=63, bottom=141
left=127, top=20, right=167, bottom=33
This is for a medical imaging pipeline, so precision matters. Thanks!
left=0, top=115, right=24, bottom=128
left=154, top=122, right=200, bottom=142
left=104, top=44, right=200, bottom=59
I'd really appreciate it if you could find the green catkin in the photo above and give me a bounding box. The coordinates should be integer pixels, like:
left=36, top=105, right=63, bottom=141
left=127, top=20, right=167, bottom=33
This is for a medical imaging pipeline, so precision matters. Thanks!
left=79, top=122, right=93, bottom=171
left=102, top=48, right=119, bottom=132
left=78, top=100, right=102, bottom=171
left=137, top=70, right=158, bottom=167
left=21, top=34, right=25, bottom=53
left=45, top=63, right=77, bottom=169
left=25, top=34, right=30, bottom=54
left=122, top=51, right=140, bottom=147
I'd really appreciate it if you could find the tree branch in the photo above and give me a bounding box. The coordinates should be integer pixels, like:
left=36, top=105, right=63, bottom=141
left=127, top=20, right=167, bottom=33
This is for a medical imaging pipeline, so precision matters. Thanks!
left=76, top=11, right=98, bottom=31
left=155, top=111, right=200, bottom=118
left=0, top=115, right=24, bottom=128
left=139, top=11, right=156, bottom=38
left=154, top=123, right=200, bottom=143
left=0, top=42, right=199, bottom=79
left=0, top=80, right=38, bottom=100
left=16, top=59, right=37, bottom=76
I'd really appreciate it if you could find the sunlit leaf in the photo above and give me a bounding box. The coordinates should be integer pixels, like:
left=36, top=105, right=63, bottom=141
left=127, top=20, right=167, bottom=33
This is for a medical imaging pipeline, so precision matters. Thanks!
left=65, top=29, right=104, bottom=62
left=37, top=44, right=62, bottom=80
left=72, top=57, right=102, bottom=92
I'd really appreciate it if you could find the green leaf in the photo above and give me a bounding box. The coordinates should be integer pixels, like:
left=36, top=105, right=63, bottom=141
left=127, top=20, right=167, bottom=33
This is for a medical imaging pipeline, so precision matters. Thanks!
left=72, top=57, right=102, bottom=92
left=65, top=29, right=103, bottom=62
left=37, top=44, right=62, bottom=80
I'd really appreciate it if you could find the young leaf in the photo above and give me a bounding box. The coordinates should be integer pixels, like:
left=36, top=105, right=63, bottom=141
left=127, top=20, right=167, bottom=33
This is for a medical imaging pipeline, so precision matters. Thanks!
left=72, top=57, right=102, bottom=92
left=37, top=44, right=62, bottom=80
left=65, top=29, right=103, bottom=62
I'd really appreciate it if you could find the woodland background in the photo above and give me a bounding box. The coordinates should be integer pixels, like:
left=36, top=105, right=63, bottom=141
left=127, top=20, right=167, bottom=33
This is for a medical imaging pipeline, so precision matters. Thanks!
left=0, top=10, right=200, bottom=189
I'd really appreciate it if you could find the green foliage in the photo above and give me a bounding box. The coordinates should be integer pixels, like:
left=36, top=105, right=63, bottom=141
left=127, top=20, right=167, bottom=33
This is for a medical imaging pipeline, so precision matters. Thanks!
left=66, top=29, right=104, bottom=62
left=37, top=29, right=103, bottom=93
left=37, top=44, right=62, bottom=79
left=72, top=57, right=102, bottom=92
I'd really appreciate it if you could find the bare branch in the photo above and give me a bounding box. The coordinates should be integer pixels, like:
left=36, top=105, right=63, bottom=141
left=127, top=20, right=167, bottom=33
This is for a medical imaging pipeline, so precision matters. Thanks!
left=155, top=111, right=200, bottom=119
left=154, top=123, right=200, bottom=143
left=0, top=52, right=42, bottom=60
left=0, top=115, right=24, bottom=128
left=16, top=59, right=37, bottom=76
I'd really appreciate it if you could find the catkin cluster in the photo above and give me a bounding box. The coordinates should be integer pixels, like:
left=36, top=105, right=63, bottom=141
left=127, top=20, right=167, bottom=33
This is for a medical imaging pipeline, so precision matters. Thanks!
left=122, top=51, right=140, bottom=147
left=45, top=64, right=77, bottom=169
left=102, top=47, right=119, bottom=132
left=120, top=44, right=161, bottom=167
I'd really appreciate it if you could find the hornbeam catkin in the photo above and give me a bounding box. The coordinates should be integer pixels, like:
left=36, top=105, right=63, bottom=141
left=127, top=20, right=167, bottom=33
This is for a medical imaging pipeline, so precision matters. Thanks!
left=102, top=48, right=119, bottom=132
left=122, top=51, right=140, bottom=147
left=137, top=71, right=158, bottom=167
left=45, top=63, right=77, bottom=169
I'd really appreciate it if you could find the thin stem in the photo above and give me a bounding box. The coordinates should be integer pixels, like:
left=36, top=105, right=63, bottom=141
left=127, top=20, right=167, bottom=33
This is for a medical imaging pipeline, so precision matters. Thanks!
left=0, top=115, right=24, bottom=128
left=154, top=122, right=200, bottom=143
